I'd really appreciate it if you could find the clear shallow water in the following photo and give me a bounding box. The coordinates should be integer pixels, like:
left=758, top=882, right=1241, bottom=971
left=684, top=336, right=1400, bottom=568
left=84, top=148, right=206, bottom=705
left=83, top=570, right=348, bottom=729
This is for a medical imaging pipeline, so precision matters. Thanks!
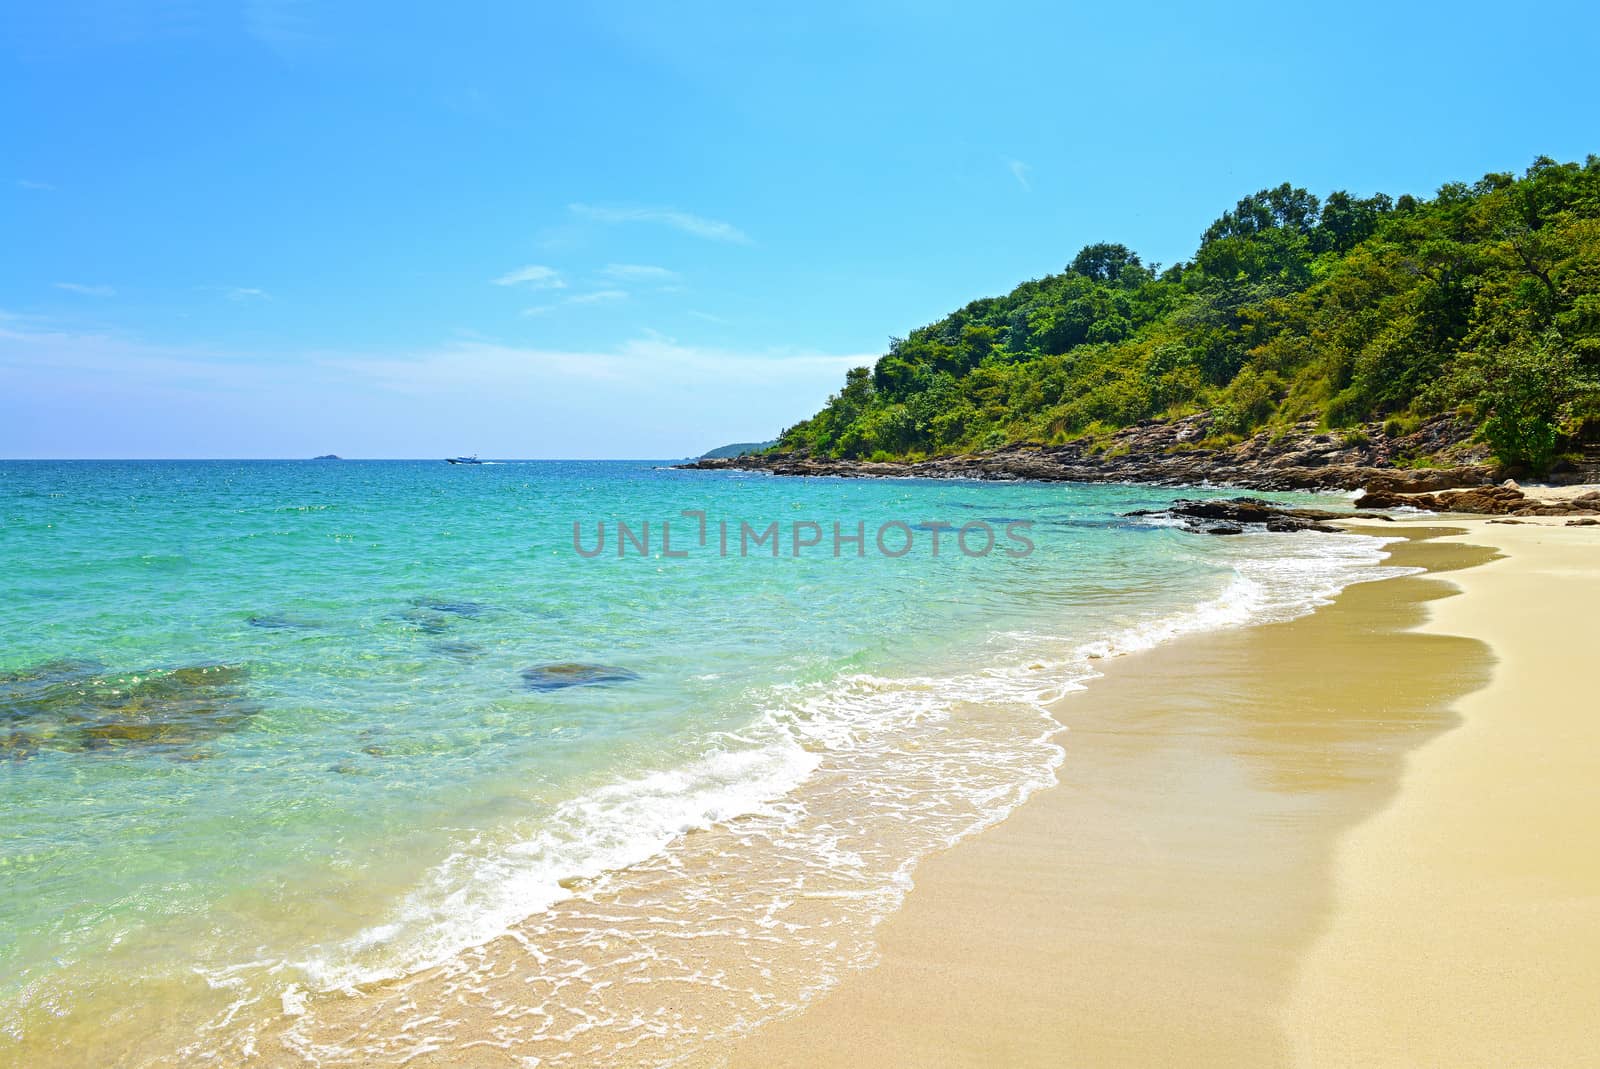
left=0, top=460, right=1407, bottom=1064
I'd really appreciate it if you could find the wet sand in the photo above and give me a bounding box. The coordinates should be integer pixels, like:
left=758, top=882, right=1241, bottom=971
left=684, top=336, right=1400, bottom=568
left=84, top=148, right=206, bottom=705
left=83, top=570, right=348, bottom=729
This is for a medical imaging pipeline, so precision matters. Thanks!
left=703, top=523, right=1600, bottom=1066
left=56, top=521, right=1594, bottom=1067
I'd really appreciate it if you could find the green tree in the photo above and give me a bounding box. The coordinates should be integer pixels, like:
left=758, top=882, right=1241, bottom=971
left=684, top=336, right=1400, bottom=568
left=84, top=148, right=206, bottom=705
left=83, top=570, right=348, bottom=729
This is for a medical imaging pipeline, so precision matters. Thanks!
left=777, top=156, right=1600, bottom=465
left=1482, top=338, right=1575, bottom=474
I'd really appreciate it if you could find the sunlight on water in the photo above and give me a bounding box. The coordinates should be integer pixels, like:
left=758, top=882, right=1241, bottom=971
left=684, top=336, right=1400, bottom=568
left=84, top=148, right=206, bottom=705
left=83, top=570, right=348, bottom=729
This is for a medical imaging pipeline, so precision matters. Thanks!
left=0, top=460, right=1406, bottom=1065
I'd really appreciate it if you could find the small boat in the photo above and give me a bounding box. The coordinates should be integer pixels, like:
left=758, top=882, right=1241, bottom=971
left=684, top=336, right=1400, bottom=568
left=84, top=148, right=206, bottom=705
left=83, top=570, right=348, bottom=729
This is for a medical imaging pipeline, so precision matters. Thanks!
left=445, top=456, right=483, bottom=465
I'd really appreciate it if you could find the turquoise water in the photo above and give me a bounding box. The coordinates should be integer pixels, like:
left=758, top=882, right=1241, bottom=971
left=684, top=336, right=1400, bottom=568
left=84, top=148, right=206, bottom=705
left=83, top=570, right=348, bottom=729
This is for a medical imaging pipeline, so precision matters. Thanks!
left=0, top=461, right=1404, bottom=1064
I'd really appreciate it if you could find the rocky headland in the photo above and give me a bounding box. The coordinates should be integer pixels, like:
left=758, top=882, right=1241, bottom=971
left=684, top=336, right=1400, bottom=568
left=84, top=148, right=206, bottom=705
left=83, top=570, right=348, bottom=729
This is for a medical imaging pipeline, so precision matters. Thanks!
left=681, top=414, right=1600, bottom=520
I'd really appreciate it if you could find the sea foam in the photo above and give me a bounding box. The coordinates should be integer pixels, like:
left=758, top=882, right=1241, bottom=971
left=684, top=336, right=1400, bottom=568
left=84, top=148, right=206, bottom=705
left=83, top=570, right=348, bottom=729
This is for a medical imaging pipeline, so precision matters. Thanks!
left=236, top=528, right=1414, bottom=1068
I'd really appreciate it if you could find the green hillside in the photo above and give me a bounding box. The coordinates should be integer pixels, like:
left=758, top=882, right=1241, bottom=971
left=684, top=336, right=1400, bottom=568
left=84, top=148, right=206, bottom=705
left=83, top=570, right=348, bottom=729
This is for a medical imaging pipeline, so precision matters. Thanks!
left=699, top=440, right=778, bottom=459
left=780, top=156, right=1600, bottom=474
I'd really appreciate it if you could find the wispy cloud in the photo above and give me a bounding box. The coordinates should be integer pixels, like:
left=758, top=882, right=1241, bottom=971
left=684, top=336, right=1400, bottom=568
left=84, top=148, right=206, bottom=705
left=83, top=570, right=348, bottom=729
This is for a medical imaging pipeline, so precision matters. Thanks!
left=522, top=289, right=628, bottom=316
left=566, top=289, right=628, bottom=305
left=0, top=320, right=276, bottom=392
left=194, top=284, right=273, bottom=302
left=244, top=0, right=321, bottom=55
left=688, top=310, right=730, bottom=325
left=601, top=263, right=678, bottom=282
left=493, top=264, right=567, bottom=290
left=17, top=179, right=53, bottom=191
left=0, top=318, right=874, bottom=458
left=55, top=282, right=116, bottom=297
left=1007, top=158, right=1032, bottom=192
left=569, top=204, right=751, bottom=244
left=328, top=335, right=871, bottom=393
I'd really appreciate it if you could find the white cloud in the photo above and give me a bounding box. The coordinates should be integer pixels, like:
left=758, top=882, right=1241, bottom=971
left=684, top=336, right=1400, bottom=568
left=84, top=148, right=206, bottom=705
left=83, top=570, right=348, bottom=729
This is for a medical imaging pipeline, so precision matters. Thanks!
left=1007, top=158, right=1032, bottom=191
left=566, top=289, right=628, bottom=305
left=493, top=264, right=567, bottom=289
left=569, top=204, right=751, bottom=244
left=55, top=282, right=117, bottom=297
left=224, top=286, right=271, bottom=301
left=17, top=179, right=53, bottom=191
left=522, top=289, right=628, bottom=316
left=0, top=320, right=276, bottom=391
left=0, top=318, right=872, bottom=458
left=688, top=310, right=730, bottom=325
left=601, top=263, right=678, bottom=282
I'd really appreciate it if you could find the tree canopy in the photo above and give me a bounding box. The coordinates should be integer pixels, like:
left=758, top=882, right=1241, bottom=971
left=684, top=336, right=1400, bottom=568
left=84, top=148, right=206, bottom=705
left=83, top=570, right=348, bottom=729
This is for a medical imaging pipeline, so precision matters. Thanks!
left=779, top=156, right=1600, bottom=474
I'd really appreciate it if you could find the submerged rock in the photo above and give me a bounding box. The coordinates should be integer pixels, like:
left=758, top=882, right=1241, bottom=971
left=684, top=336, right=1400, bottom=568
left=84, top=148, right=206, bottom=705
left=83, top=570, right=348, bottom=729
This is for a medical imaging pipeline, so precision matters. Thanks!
left=410, top=597, right=490, bottom=617
left=431, top=641, right=486, bottom=660
left=248, top=613, right=322, bottom=631
left=521, top=663, right=642, bottom=692
left=402, top=610, right=454, bottom=634
left=0, top=657, right=107, bottom=694
left=0, top=660, right=257, bottom=758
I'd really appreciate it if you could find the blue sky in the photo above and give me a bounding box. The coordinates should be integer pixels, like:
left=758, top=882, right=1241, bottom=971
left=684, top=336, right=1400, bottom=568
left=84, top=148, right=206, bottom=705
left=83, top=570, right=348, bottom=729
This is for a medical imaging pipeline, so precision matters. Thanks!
left=3, top=0, right=1596, bottom=458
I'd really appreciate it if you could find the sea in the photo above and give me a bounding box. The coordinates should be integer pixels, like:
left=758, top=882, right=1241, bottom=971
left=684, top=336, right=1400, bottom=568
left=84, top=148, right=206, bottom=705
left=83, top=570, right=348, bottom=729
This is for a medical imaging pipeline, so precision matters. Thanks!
left=0, top=459, right=1411, bottom=1066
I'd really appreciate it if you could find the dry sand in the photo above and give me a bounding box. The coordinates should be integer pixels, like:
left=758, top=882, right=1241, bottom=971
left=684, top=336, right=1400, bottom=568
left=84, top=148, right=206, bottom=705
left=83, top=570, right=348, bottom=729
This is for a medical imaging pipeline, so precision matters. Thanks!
left=1288, top=519, right=1600, bottom=1066
left=703, top=520, right=1600, bottom=1067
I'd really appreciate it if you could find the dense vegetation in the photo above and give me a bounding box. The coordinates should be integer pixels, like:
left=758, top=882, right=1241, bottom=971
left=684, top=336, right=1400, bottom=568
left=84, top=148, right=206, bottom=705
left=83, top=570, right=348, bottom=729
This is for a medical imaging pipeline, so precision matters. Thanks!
left=780, top=157, right=1600, bottom=474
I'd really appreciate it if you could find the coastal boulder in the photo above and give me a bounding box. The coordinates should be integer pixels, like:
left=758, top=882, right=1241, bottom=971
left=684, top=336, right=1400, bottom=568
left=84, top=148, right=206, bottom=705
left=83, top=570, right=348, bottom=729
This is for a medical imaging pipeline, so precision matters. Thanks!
left=1354, top=484, right=1600, bottom=516
left=1361, top=468, right=1495, bottom=495
left=1125, top=497, right=1383, bottom=535
left=1352, top=489, right=1411, bottom=509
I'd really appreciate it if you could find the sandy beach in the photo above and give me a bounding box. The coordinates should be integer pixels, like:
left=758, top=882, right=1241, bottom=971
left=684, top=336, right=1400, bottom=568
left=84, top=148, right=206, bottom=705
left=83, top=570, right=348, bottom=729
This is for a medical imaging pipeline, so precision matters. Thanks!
left=701, top=517, right=1600, bottom=1067
left=1288, top=519, right=1600, bottom=1065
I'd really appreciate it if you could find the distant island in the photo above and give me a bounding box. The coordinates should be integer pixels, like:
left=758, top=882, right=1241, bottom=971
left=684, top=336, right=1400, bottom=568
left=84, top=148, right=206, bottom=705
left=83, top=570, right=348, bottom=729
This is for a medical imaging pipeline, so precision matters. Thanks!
left=698, top=441, right=777, bottom=460
left=769, top=155, right=1598, bottom=480
left=312, top=454, right=342, bottom=460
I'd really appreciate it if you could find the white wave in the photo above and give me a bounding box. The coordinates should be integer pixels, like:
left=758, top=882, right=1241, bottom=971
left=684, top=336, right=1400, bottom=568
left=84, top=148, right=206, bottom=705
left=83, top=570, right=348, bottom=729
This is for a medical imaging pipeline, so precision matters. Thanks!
left=296, top=742, right=823, bottom=991
left=258, top=527, right=1412, bottom=1066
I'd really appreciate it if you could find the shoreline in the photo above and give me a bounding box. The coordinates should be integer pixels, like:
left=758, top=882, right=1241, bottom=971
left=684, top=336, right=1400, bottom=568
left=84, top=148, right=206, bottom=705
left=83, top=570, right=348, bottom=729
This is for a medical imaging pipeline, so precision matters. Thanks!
left=151, top=503, right=1419, bottom=1068
left=11, top=507, right=1594, bottom=1066
left=701, top=519, right=1599, bottom=1067
left=676, top=413, right=1504, bottom=493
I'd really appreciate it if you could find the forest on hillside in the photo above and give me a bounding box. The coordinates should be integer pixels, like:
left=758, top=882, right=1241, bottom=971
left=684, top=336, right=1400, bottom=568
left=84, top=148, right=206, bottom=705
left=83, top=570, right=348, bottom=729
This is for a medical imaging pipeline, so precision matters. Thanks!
left=779, top=156, right=1600, bottom=474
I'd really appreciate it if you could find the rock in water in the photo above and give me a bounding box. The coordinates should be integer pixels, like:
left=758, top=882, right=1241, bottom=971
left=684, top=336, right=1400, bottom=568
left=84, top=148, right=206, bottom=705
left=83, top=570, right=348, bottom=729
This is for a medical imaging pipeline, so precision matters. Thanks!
left=248, top=613, right=321, bottom=630
left=410, top=597, right=490, bottom=617
left=521, top=663, right=642, bottom=692
left=402, top=609, right=453, bottom=634
left=431, top=641, right=485, bottom=661
left=1124, top=497, right=1379, bottom=535
left=1, top=660, right=257, bottom=757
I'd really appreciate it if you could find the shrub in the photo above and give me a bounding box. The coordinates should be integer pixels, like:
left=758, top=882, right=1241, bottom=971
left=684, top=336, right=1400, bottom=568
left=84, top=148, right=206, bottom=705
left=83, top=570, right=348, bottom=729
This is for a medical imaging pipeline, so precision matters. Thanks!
left=1482, top=340, right=1576, bottom=474
left=1383, top=413, right=1423, bottom=438
left=1214, top=368, right=1283, bottom=433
